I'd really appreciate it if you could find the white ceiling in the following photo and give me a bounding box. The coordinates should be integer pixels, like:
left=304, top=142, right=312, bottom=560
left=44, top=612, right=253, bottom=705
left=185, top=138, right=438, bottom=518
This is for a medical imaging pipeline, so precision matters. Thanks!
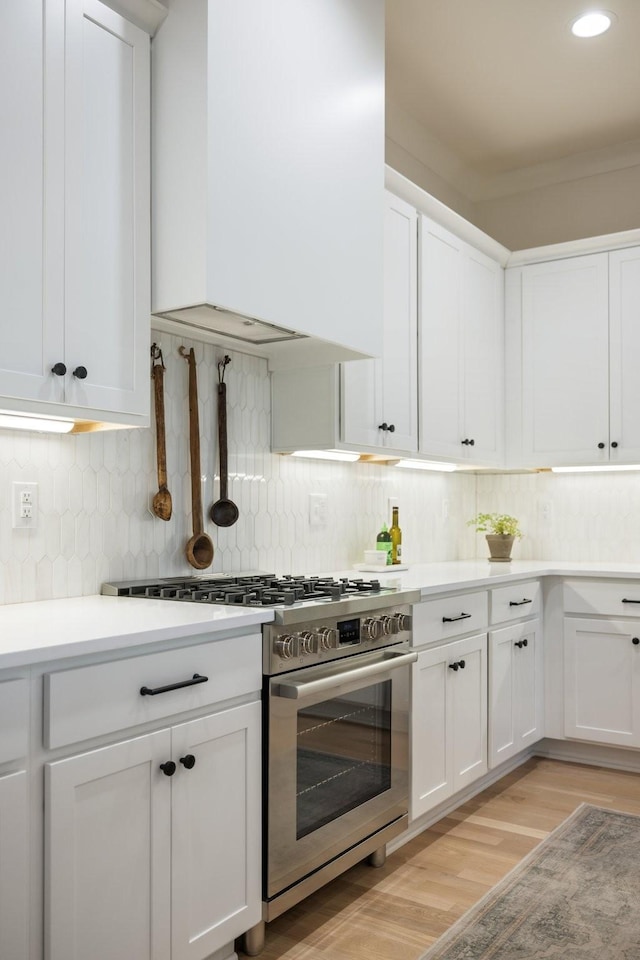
left=385, top=0, right=640, bottom=202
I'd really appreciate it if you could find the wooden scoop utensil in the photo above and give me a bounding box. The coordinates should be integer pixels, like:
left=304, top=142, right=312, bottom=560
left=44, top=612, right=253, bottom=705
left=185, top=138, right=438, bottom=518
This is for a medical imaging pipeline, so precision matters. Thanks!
left=151, top=345, right=172, bottom=521
left=179, top=346, right=214, bottom=569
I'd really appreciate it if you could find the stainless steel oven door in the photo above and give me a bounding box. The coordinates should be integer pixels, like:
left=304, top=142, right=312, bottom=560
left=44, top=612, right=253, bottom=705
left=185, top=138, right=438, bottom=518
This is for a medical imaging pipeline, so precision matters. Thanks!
left=266, top=646, right=417, bottom=899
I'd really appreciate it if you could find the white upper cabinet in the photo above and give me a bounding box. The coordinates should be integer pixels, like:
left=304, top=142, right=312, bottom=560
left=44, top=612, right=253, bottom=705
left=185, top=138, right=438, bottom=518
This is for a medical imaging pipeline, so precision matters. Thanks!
left=151, top=0, right=384, bottom=368
left=341, top=192, right=418, bottom=453
left=419, top=217, right=504, bottom=465
left=507, top=246, right=640, bottom=467
left=0, top=0, right=150, bottom=427
left=609, top=247, right=640, bottom=461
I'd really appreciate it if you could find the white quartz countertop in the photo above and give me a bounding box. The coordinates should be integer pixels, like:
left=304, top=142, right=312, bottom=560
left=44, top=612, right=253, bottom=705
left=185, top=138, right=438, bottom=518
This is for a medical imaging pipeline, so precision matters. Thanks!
left=0, top=595, right=274, bottom=669
left=340, top=560, right=640, bottom=598
left=6, top=561, right=640, bottom=669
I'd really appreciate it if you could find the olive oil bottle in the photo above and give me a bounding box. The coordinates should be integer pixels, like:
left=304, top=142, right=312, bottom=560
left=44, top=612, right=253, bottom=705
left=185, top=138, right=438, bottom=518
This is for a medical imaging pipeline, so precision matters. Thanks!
left=390, top=506, right=402, bottom=564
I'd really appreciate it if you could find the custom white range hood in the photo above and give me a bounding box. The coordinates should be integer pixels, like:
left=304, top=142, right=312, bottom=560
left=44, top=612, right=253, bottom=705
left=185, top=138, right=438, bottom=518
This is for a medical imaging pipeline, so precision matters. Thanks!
left=151, top=0, right=384, bottom=369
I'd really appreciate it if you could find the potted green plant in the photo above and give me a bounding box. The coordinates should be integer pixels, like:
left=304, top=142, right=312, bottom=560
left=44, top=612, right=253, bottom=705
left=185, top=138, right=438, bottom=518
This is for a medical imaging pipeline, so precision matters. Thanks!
left=467, top=512, right=523, bottom=562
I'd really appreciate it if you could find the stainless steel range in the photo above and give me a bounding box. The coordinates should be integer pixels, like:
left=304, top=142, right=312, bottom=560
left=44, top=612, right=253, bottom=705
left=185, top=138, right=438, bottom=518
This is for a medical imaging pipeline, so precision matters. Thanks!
left=102, top=573, right=420, bottom=955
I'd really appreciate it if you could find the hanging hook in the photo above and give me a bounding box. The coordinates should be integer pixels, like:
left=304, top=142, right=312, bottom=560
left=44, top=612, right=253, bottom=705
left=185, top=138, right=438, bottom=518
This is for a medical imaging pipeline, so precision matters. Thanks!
left=151, top=342, right=165, bottom=373
left=217, top=355, right=231, bottom=383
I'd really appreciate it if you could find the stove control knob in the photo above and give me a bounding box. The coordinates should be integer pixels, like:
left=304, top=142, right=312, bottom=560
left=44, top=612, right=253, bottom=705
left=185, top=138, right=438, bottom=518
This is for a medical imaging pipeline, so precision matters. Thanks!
left=392, top=612, right=412, bottom=632
left=362, top=617, right=383, bottom=640
left=380, top=615, right=396, bottom=635
left=298, top=631, right=316, bottom=656
left=273, top=634, right=297, bottom=659
left=317, top=627, right=338, bottom=650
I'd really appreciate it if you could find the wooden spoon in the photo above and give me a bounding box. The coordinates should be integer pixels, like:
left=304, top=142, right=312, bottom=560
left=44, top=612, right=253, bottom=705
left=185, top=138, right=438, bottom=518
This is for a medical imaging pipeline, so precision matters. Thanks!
left=151, top=352, right=172, bottom=521
left=179, top=346, right=214, bottom=569
left=210, top=360, right=239, bottom=526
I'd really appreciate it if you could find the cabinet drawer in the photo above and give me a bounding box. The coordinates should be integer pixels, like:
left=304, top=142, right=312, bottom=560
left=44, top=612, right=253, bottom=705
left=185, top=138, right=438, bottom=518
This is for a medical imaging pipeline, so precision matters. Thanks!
left=490, top=580, right=541, bottom=625
left=563, top=579, right=640, bottom=617
left=413, top=591, right=488, bottom=646
left=0, top=678, right=29, bottom=764
left=44, top=633, right=262, bottom=749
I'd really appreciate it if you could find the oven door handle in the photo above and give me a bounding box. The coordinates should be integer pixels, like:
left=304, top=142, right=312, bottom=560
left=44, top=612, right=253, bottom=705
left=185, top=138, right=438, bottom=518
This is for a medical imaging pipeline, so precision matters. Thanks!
left=273, top=650, right=418, bottom=700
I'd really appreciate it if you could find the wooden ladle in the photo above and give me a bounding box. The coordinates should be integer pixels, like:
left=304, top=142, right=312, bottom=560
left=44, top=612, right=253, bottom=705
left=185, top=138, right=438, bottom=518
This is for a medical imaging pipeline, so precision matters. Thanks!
left=210, top=356, right=239, bottom=527
left=151, top=345, right=172, bottom=521
left=179, top=346, right=214, bottom=569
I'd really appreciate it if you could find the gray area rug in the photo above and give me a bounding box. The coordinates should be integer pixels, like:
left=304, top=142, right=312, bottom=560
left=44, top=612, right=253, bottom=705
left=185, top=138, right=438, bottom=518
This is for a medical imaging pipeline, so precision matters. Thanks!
left=420, top=804, right=640, bottom=959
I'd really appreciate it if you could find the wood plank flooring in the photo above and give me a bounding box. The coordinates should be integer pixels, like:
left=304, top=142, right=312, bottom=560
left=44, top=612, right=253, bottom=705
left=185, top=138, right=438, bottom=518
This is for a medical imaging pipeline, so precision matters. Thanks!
left=238, top=757, right=640, bottom=960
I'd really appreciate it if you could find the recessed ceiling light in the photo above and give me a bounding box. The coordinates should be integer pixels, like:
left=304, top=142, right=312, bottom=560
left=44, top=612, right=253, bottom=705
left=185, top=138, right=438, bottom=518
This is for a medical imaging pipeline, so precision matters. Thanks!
left=571, top=11, right=613, bottom=37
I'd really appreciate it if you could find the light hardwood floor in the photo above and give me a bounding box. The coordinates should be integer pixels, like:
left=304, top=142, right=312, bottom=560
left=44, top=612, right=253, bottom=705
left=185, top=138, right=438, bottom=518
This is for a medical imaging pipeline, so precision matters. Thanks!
left=239, top=757, right=640, bottom=960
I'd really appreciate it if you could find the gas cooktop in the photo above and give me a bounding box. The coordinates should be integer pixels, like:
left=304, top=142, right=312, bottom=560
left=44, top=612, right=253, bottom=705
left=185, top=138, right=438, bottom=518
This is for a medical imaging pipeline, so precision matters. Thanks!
left=102, top=573, right=420, bottom=625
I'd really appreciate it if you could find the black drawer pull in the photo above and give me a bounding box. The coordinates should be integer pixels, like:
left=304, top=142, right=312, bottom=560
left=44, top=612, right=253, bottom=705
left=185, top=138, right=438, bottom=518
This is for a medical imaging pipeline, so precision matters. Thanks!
left=448, top=659, right=466, bottom=671
left=633, top=638, right=640, bottom=646
left=622, top=599, right=640, bottom=604
left=160, top=761, right=176, bottom=777
left=509, top=598, right=532, bottom=606
left=140, top=673, right=208, bottom=696
left=180, top=754, right=196, bottom=769
left=515, top=638, right=529, bottom=649
left=443, top=613, right=472, bottom=623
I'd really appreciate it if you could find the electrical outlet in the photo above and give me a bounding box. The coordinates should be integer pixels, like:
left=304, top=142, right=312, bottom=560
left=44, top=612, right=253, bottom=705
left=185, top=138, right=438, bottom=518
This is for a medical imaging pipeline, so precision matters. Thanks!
left=12, top=482, right=38, bottom=529
left=538, top=500, right=553, bottom=524
left=309, top=493, right=328, bottom=527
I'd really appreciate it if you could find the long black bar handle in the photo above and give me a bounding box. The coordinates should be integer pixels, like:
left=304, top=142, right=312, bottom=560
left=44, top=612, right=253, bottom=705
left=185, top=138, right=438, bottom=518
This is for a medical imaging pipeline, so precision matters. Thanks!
left=442, top=613, right=472, bottom=623
left=509, top=598, right=532, bottom=607
left=140, top=673, right=208, bottom=696
left=622, top=598, right=640, bottom=604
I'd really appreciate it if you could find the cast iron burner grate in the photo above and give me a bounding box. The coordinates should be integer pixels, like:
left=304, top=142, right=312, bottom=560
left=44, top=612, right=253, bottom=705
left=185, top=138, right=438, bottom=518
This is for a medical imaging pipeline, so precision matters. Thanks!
left=121, top=574, right=382, bottom=607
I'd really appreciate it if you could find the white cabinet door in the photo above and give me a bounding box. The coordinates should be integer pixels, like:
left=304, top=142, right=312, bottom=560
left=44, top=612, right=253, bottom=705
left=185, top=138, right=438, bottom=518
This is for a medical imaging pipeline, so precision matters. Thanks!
left=419, top=217, right=463, bottom=460
left=419, top=216, right=503, bottom=464
left=450, top=632, right=488, bottom=790
left=520, top=254, right=609, bottom=465
left=46, top=730, right=172, bottom=960
left=411, top=632, right=487, bottom=820
left=0, top=0, right=64, bottom=404
left=462, top=246, right=504, bottom=464
left=171, top=702, right=261, bottom=960
left=411, top=643, right=453, bottom=817
left=341, top=191, right=417, bottom=453
left=64, top=0, right=149, bottom=418
left=609, top=246, right=640, bottom=463
left=564, top=618, right=640, bottom=747
left=0, top=770, right=28, bottom=960
left=489, top=620, right=543, bottom=768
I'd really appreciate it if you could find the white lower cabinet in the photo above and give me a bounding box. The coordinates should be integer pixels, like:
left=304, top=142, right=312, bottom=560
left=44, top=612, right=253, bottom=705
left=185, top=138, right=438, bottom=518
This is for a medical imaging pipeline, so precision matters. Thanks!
left=46, top=702, right=261, bottom=960
left=0, top=770, right=29, bottom=960
left=411, top=632, right=487, bottom=819
left=489, top=620, right=543, bottom=768
left=564, top=618, right=640, bottom=747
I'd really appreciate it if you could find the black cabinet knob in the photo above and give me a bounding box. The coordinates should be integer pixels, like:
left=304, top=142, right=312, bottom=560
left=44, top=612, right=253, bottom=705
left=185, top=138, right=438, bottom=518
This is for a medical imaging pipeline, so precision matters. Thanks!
left=458, top=659, right=466, bottom=669
left=378, top=422, right=388, bottom=431
left=598, top=442, right=605, bottom=449
left=461, top=438, right=475, bottom=446
left=611, top=441, right=619, bottom=449
left=179, top=754, right=196, bottom=769
left=449, top=662, right=459, bottom=671
left=633, top=638, right=639, bottom=646
left=51, top=362, right=67, bottom=376
left=160, top=761, right=176, bottom=777
left=73, top=365, right=88, bottom=379
left=388, top=424, right=395, bottom=433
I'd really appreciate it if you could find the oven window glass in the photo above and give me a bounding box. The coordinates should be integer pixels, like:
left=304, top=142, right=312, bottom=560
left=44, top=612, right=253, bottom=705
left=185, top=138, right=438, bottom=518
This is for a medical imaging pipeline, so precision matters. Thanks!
left=296, top=680, right=391, bottom=839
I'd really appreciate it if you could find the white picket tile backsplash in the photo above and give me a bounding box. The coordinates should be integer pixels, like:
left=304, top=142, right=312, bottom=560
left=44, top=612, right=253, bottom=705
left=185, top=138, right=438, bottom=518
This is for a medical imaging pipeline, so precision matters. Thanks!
left=3, top=330, right=640, bottom=604
left=0, top=332, right=476, bottom=604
